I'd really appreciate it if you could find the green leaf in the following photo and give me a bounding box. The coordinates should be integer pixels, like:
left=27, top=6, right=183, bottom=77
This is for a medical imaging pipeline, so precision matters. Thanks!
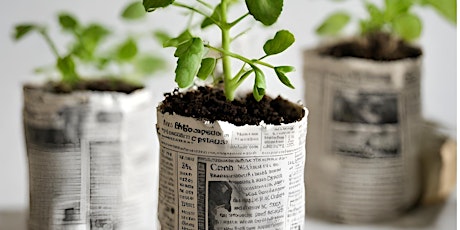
left=153, top=30, right=172, bottom=44
left=117, top=38, right=138, bottom=60
left=74, top=24, right=110, bottom=61
left=251, top=65, right=266, bottom=101
left=245, top=0, right=283, bottom=26
left=58, top=13, right=79, bottom=31
left=81, top=24, right=110, bottom=44
left=134, top=55, right=166, bottom=75
left=384, top=0, right=412, bottom=22
left=175, top=38, right=205, bottom=88
left=57, top=55, right=79, bottom=84
left=13, top=24, right=40, bottom=40
left=274, top=66, right=295, bottom=89
left=316, top=12, right=351, bottom=36
left=122, top=2, right=146, bottom=20
left=201, top=4, right=222, bottom=28
left=197, top=58, right=216, bottom=80
left=143, top=0, right=174, bottom=12
left=174, top=39, right=192, bottom=57
left=392, top=13, right=422, bottom=41
left=422, top=0, right=456, bottom=24
left=164, top=30, right=193, bottom=48
left=361, top=2, right=385, bottom=34
left=263, top=30, right=295, bottom=56
left=366, top=2, right=385, bottom=23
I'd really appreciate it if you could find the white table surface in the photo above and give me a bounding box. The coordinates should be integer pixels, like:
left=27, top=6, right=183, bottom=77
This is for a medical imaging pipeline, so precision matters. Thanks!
left=0, top=193, right=455, bottom=230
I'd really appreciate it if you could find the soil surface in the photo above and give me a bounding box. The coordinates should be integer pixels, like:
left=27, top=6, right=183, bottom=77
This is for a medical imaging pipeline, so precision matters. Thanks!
left=319, top=32, right=422, bottom=61
left=30, top=78, right=143, bottom=94
left=159, top=86, right=305, bottom=126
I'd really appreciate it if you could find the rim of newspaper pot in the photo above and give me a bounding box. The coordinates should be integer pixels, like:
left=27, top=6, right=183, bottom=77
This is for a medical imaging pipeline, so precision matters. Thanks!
left=155, top=92, right=309, bottom=229
left=303, top=41, right=423, bottom=224
left=23, top=83, right=158, bottom=229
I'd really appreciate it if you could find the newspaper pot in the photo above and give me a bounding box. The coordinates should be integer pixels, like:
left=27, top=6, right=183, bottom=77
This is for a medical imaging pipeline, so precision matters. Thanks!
left=303, top=43, right=423, bottom=223
left=156, top=100, right=308, bottom=229
left=23, top=85, right=158, bottom=230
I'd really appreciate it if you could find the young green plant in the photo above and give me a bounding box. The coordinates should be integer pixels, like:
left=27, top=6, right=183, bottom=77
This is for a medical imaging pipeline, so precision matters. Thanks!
left=316, top=0, right=456, bottom=41
left=143, top=0, right=295, bottom=101
left=13, top=4, right=165, bottom=88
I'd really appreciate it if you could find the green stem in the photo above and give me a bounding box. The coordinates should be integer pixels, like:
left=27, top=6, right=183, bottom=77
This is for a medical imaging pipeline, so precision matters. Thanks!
left=39, top=28, right=61, bottom=59
left=220, top=0, right=235, bottom=100
left=235, top=69, right=253, bottom=88
left=173, top=2, right=220, bottom=27
left=196, top=0, right=213, bottom=9
left=205, top=45, right=275, bottom=69
left=229, top=13, right=250, bottom=27
left=231, top=27, right=251, bottom=42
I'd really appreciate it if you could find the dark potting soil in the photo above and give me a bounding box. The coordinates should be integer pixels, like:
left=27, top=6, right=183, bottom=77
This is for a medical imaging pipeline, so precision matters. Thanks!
left=159, top=86, right=305, bottom=126
left=32, top=78, right=143, bottom=94
left=319, top=32, right=422, bottom=61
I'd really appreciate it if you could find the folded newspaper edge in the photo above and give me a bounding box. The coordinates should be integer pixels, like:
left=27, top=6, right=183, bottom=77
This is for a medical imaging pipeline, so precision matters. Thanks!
left=156, top=106, right=308, bottom=230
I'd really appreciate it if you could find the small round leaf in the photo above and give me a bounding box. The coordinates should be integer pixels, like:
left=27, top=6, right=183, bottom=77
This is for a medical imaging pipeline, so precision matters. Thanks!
left=392, top=13, right=422, bottom=41
left=13, top=24, right=39, bottom=40
left=316, top=12, right=351, bottom=36
left=117, top=39, right=138, bottom=61
left=197, top=58, right=216, bottom=80
left=143, top=0, right=175, bottom=12
left=122, top=2, right=146, bottom=20
left=263, top=30, right=295, bottom=56
left=245, top=0, right=283, bottom=26
left=58, top=13, right=79, bottom=31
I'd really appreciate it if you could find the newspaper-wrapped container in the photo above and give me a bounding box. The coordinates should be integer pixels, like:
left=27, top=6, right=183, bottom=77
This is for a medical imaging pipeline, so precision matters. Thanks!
left=156, top=106, right=308, bottom=230
left=303, top=46, right=423, bottom=223
left=23, top=85, right=158, bottom=230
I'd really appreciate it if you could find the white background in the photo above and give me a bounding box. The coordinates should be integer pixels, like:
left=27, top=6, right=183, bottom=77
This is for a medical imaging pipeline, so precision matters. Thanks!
left=0, top=0, right=456, bottom=225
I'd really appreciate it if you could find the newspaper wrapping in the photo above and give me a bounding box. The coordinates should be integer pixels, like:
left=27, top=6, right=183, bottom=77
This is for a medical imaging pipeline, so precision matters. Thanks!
left=23, top=86, right=158, bottom=230
left=156, top=106, right=308, bottom=230
left=303, top=47, right=423, bottom=223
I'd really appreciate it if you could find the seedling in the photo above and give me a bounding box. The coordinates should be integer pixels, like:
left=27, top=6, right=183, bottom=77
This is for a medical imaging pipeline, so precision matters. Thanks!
left=316, top=0, right=456, bottom=41
left=143, top=0, right=296, bottom=101
left=13, top=3, right=165, bottom=88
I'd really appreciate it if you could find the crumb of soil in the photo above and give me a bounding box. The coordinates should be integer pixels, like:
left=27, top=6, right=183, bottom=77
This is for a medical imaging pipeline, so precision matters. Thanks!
left=319, top=32, right=422, bottom=61
left=159, top=86, right=305, bottom=126
left=28, top=78, right=143, bottom=94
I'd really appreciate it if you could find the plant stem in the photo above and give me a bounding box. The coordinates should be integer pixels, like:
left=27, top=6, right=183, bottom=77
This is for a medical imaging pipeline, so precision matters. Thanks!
left=205, top=45, right=274, bottom=69
left=229, top=13, right=250, bottom=27
left=173, top=2, right=219, bottom=27
left=196, top=0, right=213, bottom=9
left=220, top=0, right=234, bottom=100
left=39, top=28, right=61, bottom=59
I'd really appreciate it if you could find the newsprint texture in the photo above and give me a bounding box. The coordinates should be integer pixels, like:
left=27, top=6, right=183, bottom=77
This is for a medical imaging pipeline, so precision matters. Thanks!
left=23, top=87, right=158, bottom=230
left=156, top=108, right=308, bottom=230
left=303, top=49, right=423, bottom=223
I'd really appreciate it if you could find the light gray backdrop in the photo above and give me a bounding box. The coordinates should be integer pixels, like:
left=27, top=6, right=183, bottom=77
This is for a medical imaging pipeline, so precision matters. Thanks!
left=0, top=0, right=456, bottom=210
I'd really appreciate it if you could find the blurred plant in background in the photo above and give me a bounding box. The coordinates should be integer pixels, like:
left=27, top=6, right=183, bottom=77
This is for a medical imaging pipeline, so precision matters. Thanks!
left=316, top=0, right=456, bottom=41
left=13, top=1, right=166, bottom=89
